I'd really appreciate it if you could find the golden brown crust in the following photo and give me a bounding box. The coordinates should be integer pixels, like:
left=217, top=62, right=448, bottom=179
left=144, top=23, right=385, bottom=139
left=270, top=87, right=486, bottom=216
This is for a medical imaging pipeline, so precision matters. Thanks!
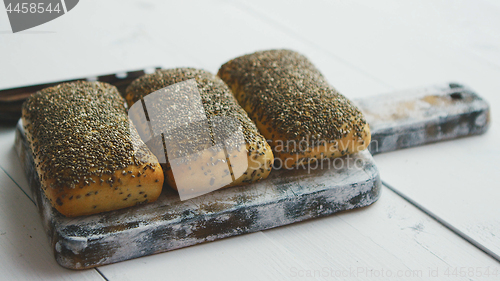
left=218, top=50, right=371, bottom=168
left=22, top=81, right=164, bottom=217
left=125, top=68, right=274, bottom=192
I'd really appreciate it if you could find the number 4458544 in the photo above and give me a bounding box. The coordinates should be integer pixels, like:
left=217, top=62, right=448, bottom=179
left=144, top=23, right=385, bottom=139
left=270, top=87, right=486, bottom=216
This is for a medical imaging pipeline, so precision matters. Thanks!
left=6, top=2, right=61, bottom=14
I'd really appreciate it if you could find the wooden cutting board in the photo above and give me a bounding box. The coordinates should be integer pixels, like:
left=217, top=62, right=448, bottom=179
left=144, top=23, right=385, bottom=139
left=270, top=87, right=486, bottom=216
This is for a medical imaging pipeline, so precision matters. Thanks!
left=14, top=82, right=489, bottom=269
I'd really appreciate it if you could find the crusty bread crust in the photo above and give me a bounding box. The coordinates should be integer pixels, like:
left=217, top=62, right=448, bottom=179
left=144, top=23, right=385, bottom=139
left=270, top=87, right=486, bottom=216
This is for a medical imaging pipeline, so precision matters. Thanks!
left=218, top=51, right=371, bottom=168
left=219, top=77, right=370, bottom=168
left=22, top=82, right=164, bottom=217
left=125, top=69, right=274, bottom=193
left=162, top=136, right=274, bottom=193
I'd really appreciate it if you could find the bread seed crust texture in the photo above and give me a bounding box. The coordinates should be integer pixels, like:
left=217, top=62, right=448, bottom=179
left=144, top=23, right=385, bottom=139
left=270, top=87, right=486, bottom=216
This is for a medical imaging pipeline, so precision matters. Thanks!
left=22, top=81, right=164, bottom=217
left=219, top=49, right=371, bottom=167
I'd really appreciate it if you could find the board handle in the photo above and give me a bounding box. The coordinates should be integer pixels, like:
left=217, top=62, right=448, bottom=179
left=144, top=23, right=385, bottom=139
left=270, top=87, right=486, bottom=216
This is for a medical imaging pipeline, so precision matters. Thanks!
left=354, top=83, right=490, bottom=155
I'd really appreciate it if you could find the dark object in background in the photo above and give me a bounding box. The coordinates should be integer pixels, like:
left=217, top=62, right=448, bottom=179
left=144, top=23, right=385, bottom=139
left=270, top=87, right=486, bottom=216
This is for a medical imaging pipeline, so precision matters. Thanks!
left=0, top=67, right=160, bottom=125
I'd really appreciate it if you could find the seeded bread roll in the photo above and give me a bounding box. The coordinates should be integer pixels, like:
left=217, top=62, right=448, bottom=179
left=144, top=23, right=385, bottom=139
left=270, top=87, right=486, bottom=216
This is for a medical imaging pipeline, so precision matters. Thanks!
left=218, top=49, right=371, bottom=168
left=22, top=81, right=164, bottom=217
left=125, top=68, right=273, bottom=195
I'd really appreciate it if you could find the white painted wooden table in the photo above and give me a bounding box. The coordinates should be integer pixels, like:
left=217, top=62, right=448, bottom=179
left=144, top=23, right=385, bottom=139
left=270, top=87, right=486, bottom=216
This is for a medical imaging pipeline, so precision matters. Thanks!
left=1, top=1, right=499, bottom=280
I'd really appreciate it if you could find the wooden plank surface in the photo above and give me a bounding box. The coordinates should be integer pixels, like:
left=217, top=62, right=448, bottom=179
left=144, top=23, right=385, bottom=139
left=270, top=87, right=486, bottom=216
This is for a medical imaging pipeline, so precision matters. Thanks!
left=0, top=128, right=31, bottom=197
left=229, top=0, right=500, bottom=259
left=98, top=186, right=500, bottom=281
left=0, top=169, right=104, bottom=280
left=1, top=0, right=500, bottom=280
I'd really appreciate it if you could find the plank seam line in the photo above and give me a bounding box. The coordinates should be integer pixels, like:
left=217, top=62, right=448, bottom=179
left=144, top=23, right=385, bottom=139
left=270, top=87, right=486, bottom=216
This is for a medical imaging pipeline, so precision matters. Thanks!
left=95, top=268, right=110, bottom=281
left=383, top=181, right=500, bottom=264
left=0, top=164, right=110, bottom=280
left=0, top=164, right=35, bottom=205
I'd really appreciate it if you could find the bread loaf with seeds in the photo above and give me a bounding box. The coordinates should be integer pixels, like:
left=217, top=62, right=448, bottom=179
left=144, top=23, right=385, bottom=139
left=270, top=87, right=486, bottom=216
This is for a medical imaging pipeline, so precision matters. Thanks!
left=218, top=49, right=371, bottom=168
left=22, top=81, right=164, bottom=217
left=125, top=68, right=273, bottom=196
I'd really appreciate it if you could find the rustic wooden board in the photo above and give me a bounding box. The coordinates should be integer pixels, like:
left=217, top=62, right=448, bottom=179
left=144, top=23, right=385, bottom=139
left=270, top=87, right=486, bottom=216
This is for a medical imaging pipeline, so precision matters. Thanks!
left=2, top=1, right=500, bottom=279
left=356, top=83, right=490, bottom=154
left=13, top=81, right=490, bottom=269
left=15, top=123, right=381, bottom=269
